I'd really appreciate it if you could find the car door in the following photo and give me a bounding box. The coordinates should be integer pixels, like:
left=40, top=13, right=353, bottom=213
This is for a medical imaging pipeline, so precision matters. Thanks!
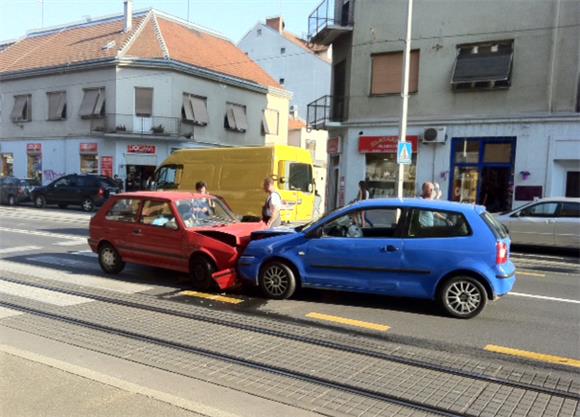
left=46, top=176, right=72, bottom=204
left=400, top=208, right=474, bottom=299
left=554, top=202, right=580, bottom=248
left=301, top=207, right=404, bottom=293
left=102, top=197, right=143, bottom=263
left=508, top=202, right=558, bottom=245
left=134, top=199, right=189, bottom=271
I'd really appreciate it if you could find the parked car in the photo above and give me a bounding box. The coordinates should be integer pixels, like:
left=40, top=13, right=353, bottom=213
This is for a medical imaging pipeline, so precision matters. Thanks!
left=89, top=191, right=266, bottom=290
left=32, top=174, right=121, bottom=212
left=0, top=177, right=39, bottom=205
left=239, top=199, right=516, bottom=319
left=494, top=197, right=580, bottom=248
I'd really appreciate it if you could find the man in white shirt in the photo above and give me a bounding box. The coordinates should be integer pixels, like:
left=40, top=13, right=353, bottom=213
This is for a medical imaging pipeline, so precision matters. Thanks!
left=262, top=177, right=282, bottom=228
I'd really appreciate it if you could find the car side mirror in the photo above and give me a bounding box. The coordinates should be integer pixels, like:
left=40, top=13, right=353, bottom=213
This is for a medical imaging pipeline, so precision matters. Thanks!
left=278, top=176, right=287, bottom=184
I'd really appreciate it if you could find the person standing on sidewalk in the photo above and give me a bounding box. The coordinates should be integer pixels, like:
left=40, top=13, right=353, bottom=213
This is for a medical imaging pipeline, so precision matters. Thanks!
left=262, top=177, right=282, bottom=228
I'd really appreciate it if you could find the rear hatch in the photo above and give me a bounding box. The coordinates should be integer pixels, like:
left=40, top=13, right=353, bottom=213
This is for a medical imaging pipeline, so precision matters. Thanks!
left=481, top=210, right=512, bottom=268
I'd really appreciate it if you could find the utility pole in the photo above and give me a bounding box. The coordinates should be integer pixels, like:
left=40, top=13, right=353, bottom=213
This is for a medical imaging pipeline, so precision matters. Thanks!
left=397, top=0, right=414, bottom=199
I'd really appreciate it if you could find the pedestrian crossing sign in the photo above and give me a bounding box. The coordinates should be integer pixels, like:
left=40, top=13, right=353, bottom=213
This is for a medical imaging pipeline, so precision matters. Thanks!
left=397, top=141, right=412, bottom=165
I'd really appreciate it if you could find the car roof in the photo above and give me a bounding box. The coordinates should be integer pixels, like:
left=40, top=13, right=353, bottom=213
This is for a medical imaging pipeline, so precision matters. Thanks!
left=114, top=191, right=212, bottom=200
left=524, top=197, right=580, bottom=204
left=350, top=198, right=485, bottom=213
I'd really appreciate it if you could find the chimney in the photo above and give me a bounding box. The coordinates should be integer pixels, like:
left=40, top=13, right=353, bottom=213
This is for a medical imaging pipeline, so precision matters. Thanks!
left=266, top=17, right=284, bottom=33
left=123, top=0, right=133, bottom=32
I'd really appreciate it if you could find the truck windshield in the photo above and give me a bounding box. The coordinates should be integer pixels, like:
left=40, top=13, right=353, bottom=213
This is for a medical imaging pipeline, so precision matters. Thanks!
left=288, top=163, right=313, bottom=193
left=154, top=165, right=182, bottom=190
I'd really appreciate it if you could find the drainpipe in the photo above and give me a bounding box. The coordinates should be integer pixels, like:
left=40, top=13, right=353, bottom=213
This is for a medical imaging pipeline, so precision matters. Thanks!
left=547, top=0, right=561, bottom=112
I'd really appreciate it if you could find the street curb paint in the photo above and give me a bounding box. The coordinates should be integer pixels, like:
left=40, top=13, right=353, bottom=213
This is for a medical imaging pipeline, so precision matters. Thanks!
left=306, top=312, right=390, bottom=332
left=484, top=344, right=580, bottom=368
left=179, top=291, right=244, bottom=305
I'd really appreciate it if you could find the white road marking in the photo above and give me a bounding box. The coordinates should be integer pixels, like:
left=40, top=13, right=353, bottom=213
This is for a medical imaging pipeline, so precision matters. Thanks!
left=54, top=240, right=88, bottom=247
left=510, top=292, right=580, bottom=304
left=0, top=306, right=23, bottom=319
left=27, top=255, right=94, bottom=269
left=0, top=226, right=86, bottom=242
left=0, top=259, right=151, bottom=294
left=0, top=213, right=89, bottom=225
left=0, top=280, right=92, bottom=306
left=0, top=246, right=42, bottom=255
left=70, top=250, right=97, bottom=258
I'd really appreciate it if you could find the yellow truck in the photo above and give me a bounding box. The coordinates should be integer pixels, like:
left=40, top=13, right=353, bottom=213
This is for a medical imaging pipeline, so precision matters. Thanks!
left=154, top=146, right=315, bottom=223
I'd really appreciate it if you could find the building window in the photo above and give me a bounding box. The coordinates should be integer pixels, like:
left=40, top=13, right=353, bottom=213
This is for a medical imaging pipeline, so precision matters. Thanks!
left=80, top=143, right=99, bottom=175
left=305, top=139, right=316, bottom=160
left=224, top=103, right=248, bottom=132
left=257, top=28, right=262, bottom=36
left=47, top=91, right=66, bottom=121
left=281, top=47, right=286, bottom=54
left=452, top=40, right=514, bottom=90
left=1, top=153, right=14, bottom=177
left=79, top=88, right=105, bottom=118
left=370, top=50, right=420, bottom=95
left=279, top=78, right=285, bottom=85
left=135, top=87, right=153, bottom=117
left=26, top=144, right=42, bottom=183
left=11, top=94, right=31, bottom=122
left=182, top=93, right=209, bottom=126
left=262, top=109, right=279, bottom=135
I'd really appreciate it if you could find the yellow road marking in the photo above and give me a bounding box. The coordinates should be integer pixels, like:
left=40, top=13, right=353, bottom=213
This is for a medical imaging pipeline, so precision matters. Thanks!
left=306, top=312, right=390, bottom=332
left=518, top=271, right=546, bottom=277
left=484, top=345, right=580, bottom=368
left=179, top=291, right=244, bottom=305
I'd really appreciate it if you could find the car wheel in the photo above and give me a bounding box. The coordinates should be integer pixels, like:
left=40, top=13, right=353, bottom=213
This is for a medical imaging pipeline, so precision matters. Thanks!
left=190, top=255, right=216, bottom=291
left=98, top=243, right=125, bottom=274
left=58, top=203, right=68, bottom=209
left=81, top=198, right=95, bottom=212
left=259, top=261, right=297, bottom=300
left=440, top=276, right=487, bottom=319
left=34, top=195, right=46, bottom=208
left=7, top=195, right=16, bottom=206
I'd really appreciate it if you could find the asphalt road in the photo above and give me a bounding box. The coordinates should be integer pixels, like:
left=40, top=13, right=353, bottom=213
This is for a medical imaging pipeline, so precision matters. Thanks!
left=0, top=205, right=578, bottom=361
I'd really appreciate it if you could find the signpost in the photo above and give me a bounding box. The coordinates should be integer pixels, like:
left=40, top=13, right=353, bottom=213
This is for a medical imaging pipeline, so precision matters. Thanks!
left=397, top=141, right=413, bottom=165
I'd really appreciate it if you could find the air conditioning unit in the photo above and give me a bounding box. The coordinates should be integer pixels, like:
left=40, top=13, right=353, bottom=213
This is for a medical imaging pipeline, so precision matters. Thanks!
left=422, top=127, right=447, bottom=144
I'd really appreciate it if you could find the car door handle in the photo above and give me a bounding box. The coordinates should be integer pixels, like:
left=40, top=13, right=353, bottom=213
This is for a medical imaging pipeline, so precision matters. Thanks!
left=132, top=229, right=142, bottom=236
left=383, top=245, right=399, bottom=253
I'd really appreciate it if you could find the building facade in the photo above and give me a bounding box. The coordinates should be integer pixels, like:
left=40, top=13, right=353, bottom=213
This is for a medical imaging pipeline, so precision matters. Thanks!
left=307, top=0, right=580, bottom=211
left=239, top=17, right=331, bottom=121
left=0, top=6, right=290, bottom=187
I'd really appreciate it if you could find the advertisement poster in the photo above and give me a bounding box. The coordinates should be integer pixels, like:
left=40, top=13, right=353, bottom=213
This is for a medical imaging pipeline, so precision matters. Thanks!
left=101, top=156, right=113, bottom=178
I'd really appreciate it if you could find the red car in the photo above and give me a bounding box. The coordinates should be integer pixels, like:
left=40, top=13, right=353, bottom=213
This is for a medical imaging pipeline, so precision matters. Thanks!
left=88, top=191, right=265, bottom=290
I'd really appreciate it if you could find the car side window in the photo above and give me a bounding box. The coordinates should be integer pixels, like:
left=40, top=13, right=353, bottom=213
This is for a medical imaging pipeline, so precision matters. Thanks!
left=520, top=202, right=558, bottom=217
left=558, top=202, right=580, bottom=218
left=53, top=177, right=70, bottom=188
left=140, top=200, right=177, bottom=229
left=105, top=199, right=141, bottom=223
left=408, top=209, right=470, bottom=238
left=321, top=208, right=403, bottom=238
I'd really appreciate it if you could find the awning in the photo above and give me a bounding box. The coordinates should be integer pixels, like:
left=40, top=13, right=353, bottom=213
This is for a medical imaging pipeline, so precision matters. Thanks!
left=452, top=53, right=512, bottom=84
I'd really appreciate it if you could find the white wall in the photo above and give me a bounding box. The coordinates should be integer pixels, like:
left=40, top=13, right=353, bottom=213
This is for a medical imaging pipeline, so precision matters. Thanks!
left=239, top=24, right=331, bottom=120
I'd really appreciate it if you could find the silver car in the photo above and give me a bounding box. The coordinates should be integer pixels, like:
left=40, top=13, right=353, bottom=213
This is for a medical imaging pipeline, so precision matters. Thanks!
left=495, top=198, right=580, bottom=248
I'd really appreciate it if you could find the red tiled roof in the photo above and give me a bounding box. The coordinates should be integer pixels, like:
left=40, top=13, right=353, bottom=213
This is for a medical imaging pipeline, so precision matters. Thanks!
left=288, top=118, right=306, bottom=131
left=0, top=11, right=282, bottom=89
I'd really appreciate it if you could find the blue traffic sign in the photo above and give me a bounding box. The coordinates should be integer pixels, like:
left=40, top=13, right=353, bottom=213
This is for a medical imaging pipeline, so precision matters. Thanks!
left=397, top=141, right=413, bottom=165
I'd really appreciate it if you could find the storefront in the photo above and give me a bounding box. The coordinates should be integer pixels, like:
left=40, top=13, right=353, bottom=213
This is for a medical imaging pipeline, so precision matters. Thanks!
left=79, top=143, right=99, bottom=175
left=359, top=135, right=418, bottom=198
left=125, top=144, right=158, bottom=191
left=26, top=143, right=42, bottom=182
left=1, top=153, right=14, bottom=177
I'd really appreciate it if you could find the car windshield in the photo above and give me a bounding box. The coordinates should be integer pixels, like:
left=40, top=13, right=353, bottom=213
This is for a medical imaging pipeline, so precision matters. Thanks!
left=154, top=165, right=182, bottom=190
left=175, top=197, right=236, bottom=228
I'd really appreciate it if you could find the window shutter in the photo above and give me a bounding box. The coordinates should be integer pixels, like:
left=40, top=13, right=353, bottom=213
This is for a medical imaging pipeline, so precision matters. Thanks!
left=371, top=50, right=419, bottom=94
left=93, top=89, right=105, bottom=116
left=56, top=92, right=66, bottom=118
left=11, top=95, right=27, bottom=121
left=182, top=94, right=194, bottom=121
left=135, top=88, right=153, bottom=117
left=80, top=89, right=98, bottom=117
left=225, top=105, right=237, bottom=129
left=232, top=105, right=248, bottom=131
left=262, top=111, right=271, bottom=134
left=190, top=96, right=209, bottom=125
left=263, top=109, right=278, bottom=135
left=48, top=92, right=66, bottom=120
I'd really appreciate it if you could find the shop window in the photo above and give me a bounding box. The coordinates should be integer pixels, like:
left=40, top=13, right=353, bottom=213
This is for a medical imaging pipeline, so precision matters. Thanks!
left=365, top=153, right=417, bottom=198
left=27, top=154, right=42, bottom=182
left=452, top=167, right=479, bottom=203
left=1, top=153, right=14, bottom=177
left=452, top=40, right=513, bottom=90
left=182, top=93, right=209, bottom=126
left=483, top=143, right=512, bottom=163
left=370, top=50, right=420, bottom=95
left=106, top=199, right=141, bottom=223
left=47, top=91, right=66, bottom=120
left=224, top=103, right=248, bottom=132
left=80, top=88, right=105, bottom=118
left=262, top=108, right=279, bottom=135
left=11, top=94, right=31, bottom=122
left=80, top=154, right=99, bottom=175
left=454, top=140, right=479, bottom=163
left=135, top=87, right=153, bottom=117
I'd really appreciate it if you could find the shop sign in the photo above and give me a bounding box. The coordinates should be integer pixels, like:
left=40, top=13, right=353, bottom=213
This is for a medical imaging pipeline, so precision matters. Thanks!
left=80, top=143, right=98, bottom=154
left=101, top=156, right=113, bottom=177
left=358, top=136, right=418, bottom=154
left=26, top=143, right=42, bottom=154
left=127, top=145, right=156, bottom=154
left=327, top=136, right=341, bottom=155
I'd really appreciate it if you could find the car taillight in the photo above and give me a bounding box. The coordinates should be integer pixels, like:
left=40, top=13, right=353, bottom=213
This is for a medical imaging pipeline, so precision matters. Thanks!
left=98, top=187, right=105, bottom=198
left=496, top=242, right=508, bottom=265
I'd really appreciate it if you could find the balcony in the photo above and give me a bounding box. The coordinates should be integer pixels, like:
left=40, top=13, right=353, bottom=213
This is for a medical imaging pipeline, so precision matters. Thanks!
left=307, top=95, right=348, bottom=129
left=308, top=0, right=353, bottom=45
left=88, top=114, right=194, bottom=139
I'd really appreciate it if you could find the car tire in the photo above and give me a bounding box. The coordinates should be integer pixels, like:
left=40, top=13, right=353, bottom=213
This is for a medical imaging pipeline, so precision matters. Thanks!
left=190, top=255, right=216, bottom=291
left=98, top=243, right=125, bottom=274
left=439, top=276, right=487, bottom=319
left=34, top=195, right=46, bottom=208
left=7, top=195, right=16, bottom=206
left=259, top=261, right=297, bottom=300
left=81, top=198, right=95, bottom=212
left=58, top=203, right=68, bottom=209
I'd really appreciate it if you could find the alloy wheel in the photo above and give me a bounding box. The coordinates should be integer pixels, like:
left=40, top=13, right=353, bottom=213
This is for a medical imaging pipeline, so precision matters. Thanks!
left=445, top=280, right=482, bottom=315
left=262, top=265, right=290, bottom=297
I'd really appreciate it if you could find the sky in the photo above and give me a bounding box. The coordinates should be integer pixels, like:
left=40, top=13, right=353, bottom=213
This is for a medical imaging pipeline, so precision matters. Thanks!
left=0, top=0, right=320, bottom=43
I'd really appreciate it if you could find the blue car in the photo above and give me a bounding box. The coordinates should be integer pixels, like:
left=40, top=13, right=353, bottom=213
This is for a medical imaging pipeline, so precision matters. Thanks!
left=238, top=199, right=516, bottom=318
